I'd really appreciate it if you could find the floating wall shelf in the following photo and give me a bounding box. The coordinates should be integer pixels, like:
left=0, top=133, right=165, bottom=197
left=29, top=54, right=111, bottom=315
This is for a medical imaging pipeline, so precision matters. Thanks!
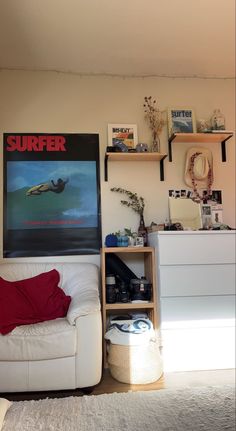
left=168, top=132, right=234, bottom=162
left=104, top=152, right=167, bottom=181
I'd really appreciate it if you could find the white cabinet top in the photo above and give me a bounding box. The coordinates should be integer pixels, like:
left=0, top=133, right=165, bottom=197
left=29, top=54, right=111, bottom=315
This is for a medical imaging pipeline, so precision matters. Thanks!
left=148, top=230, right=236, bottom=265
left=152, top=230, right=235, bottom=236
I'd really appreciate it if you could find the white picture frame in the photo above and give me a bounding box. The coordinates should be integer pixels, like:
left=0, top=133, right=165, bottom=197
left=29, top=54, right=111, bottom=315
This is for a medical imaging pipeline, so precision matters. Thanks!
left=108, top=123, right=138, bottom=150
left=201, top=204, right=212, bottom=228
left=135, top=236, right=144, bottom=247
left=167, top=108, right=197, bottom=137
left=211, top=205, right=223, bottom=225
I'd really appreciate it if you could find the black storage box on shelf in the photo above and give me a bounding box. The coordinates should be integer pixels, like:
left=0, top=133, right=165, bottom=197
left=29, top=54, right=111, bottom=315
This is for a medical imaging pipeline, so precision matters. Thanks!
left=130, top=277, right=152, bottom=301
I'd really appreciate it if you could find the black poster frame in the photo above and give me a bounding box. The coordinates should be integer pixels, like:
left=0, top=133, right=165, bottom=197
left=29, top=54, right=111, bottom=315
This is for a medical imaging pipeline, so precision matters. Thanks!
left=3, top=133, right=101, bottom=257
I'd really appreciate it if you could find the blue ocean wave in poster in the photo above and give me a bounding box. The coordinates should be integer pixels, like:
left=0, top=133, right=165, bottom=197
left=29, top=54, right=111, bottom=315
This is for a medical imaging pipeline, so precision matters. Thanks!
left=7, top=161, right=98, bottom=230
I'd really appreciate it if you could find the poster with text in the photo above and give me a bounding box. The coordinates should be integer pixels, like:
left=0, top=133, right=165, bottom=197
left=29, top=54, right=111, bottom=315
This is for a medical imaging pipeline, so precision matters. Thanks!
left=3, top=133, right=101, bottom=257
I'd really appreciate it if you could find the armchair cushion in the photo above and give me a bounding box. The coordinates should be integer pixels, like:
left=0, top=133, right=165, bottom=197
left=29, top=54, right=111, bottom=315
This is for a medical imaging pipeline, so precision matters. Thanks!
left=0, top=318, right=76, bottom=361
left=0, top=269, right=71, bottom=335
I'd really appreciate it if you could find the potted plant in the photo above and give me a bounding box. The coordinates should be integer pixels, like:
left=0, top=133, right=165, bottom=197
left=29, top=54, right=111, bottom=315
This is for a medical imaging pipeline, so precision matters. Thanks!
left=110, top=187, right=147, bottom=246
left=124, top=228, right=137, bottom=246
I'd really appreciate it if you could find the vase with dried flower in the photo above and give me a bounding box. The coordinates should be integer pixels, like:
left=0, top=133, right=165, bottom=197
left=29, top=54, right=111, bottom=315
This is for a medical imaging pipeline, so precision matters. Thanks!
left=143, top=96, right=166, bottom=153
left=110, top=187, right=147, bottom=246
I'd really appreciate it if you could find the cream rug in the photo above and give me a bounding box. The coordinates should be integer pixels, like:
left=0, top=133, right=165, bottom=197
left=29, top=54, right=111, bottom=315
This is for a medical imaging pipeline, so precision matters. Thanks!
left=3, top=385, right=235, bottom=431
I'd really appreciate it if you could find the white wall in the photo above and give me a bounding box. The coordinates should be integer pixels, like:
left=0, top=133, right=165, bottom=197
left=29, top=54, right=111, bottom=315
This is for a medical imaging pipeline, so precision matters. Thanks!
left=0, top=70, right=235, bottom=261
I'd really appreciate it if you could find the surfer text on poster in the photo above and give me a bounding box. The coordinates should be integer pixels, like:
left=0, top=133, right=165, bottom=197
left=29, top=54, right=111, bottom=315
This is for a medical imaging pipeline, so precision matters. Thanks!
left=6, top=135, right=67, bottom=152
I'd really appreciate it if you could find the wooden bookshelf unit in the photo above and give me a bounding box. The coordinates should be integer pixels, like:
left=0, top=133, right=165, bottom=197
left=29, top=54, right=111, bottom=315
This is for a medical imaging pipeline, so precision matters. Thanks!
left=101, top=246, right=158, bottom=368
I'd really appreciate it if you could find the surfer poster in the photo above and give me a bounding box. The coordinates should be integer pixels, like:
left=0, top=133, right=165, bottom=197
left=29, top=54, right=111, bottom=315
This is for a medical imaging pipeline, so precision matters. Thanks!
left=3, top=133, right=101, bottom=257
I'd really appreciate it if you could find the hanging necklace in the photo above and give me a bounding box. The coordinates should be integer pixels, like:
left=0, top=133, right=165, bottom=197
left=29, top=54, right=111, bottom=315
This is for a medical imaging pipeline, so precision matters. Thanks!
left=188, top=152, right=213, bottom=203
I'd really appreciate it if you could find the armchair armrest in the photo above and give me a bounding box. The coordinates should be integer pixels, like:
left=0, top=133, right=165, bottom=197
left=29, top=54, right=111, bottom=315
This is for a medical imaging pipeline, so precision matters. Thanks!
left=67, top=288, right=101, bottom=325
left=62, top=264, right=100, bottom=325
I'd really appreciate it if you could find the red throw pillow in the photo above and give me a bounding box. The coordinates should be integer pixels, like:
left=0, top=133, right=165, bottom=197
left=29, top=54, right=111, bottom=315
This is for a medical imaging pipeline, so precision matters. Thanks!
left=0, top=269, right=71, bottom=335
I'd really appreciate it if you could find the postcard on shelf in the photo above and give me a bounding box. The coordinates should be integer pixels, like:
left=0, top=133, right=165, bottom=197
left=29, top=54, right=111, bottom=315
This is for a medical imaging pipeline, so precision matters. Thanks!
left=167, top=108, right=196, bottom=136
left=108, top=124, right=138, bottom=150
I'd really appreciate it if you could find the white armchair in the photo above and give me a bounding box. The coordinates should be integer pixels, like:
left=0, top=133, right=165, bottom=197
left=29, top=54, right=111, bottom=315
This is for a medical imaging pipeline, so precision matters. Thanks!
left=0, top=262, right=102, bottom=393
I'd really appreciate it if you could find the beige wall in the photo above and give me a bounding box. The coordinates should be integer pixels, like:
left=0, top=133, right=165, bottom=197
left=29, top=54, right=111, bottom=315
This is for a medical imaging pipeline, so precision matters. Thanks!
left=0, top=70, right=235, bottom=261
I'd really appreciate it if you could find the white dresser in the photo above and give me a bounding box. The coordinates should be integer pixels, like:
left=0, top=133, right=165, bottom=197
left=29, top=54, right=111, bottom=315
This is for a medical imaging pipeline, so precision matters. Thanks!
left=148, top=230, right=236, bottom=372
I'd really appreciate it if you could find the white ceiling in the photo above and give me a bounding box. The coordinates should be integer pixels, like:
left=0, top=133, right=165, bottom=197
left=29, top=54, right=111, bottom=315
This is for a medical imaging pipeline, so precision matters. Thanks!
left=0, top=0, right=235, bottom=78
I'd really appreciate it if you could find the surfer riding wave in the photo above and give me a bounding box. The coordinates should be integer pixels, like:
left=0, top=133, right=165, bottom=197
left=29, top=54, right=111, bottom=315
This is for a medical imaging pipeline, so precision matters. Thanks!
left=26, top=178, right=69, bottom=196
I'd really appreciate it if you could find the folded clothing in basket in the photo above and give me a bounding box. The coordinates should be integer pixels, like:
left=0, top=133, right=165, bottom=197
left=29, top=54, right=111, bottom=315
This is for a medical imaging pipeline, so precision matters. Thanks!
left=105, top=318, right=155, bottom=346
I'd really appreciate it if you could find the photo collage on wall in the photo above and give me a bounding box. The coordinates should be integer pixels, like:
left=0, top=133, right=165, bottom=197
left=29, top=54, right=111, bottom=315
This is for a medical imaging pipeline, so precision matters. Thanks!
left=168, top=189, right=223, bottom=227
left=3, top=133, right=102, bottom=258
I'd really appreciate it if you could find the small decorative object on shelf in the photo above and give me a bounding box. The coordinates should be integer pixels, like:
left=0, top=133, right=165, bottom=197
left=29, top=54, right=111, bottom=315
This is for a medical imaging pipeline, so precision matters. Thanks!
left=210, top=109, right=225, bottom=131
left=167, top=107, right=196, bottom=136
left=143, top=96, right=166, bottom=152
left=116, top=233, right=129, bottom=247
left=108, top=124, right=138, bottom=150
left=197, top=119, right=211, bottom=133
left=124, top=228, right=137, bottom=246
left=138, top=213, right=148, bottom=246
left=136, top=143, right=148, bottom=152
left=105, top=233, right=118, bottom=247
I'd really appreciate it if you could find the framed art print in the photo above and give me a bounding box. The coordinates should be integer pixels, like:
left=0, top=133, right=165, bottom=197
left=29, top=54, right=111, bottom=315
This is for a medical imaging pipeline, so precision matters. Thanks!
left=108, top=123, right=138, bottom=150
left=211, top=205, right=223, bottom=225
left=3, top=133, right=101, bottom=257
left=167, top=108, right=196, bottom=136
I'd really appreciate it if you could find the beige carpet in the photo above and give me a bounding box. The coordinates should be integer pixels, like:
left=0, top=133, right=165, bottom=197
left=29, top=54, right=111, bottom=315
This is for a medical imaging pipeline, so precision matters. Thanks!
left=3, top=385, right=235, bottom=431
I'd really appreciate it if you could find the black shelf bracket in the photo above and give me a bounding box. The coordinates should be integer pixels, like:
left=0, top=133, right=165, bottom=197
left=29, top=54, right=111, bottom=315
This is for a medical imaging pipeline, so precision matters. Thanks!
left=168, top=135, right=174, bottom=162
left=221, top=134, right=233, bottom=162
left=104, top=154, right=109, bottom=181
left=160, top=155, right=167, bottom=181
left=221, top=140, right=226, bottom=162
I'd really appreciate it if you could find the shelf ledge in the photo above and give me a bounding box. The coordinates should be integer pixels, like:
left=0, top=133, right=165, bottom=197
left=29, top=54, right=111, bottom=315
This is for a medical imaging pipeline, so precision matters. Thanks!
left=104, top=152, right=167, bottom=181
left=168, top=132, right=234, bottom=162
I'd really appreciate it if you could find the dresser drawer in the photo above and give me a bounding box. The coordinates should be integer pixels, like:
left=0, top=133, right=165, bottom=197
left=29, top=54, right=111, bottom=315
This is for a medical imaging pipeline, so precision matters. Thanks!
left=159, top=264, right=235, bottom=297
left=157, top=232, right=236, bottom=265
left=160, top=295, right=235, bottom=329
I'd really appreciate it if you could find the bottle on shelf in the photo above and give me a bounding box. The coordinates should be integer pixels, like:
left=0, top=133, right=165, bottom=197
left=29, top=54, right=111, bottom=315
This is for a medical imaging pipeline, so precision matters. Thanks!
left=210, top=109, right=225, bottom=131
left=105, top=274, right=117, bottom=303
left=138, top=214, right=148, bottom=246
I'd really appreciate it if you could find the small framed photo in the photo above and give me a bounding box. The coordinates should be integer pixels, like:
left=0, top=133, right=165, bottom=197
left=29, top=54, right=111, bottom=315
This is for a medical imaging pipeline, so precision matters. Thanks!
left=135, top=236, right=144, bottom=247
left=211, top=205, right=223, bottom=225
left=201, top=204, right=212, bottom=228
left=202, top=204, right=212, bottom=216
left=167, top=108, right=197, bottom=136
left=211, top=190, right=222, bottom=205
left=108, top=124, right=138, bottom=150
left=169, top=189, right=193, bottom=199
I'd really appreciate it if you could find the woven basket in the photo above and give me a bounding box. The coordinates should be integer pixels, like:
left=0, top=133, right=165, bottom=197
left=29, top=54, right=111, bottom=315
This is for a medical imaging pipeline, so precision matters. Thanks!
left=108, top=340, right=163, bottom=384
